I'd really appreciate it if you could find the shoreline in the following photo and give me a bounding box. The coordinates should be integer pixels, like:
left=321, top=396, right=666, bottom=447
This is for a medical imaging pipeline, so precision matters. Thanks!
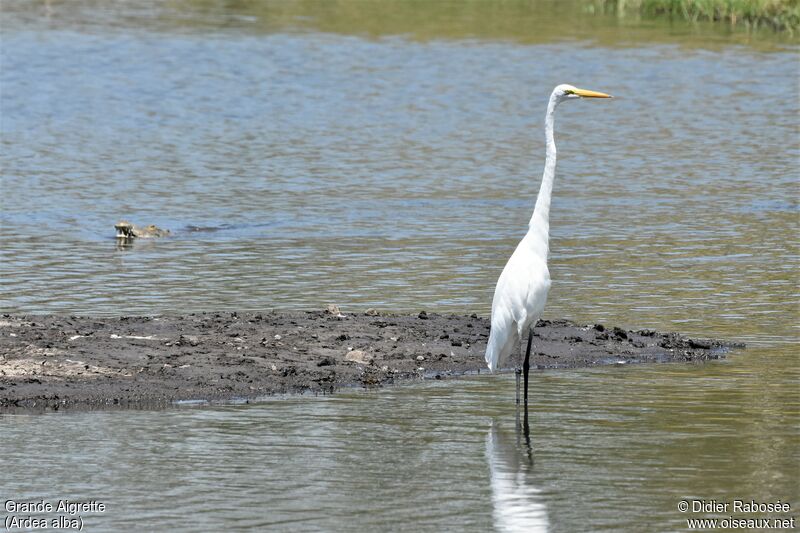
left=597, top=0, right=799, bottom=33
left=0, top=310, right=743, bottom=412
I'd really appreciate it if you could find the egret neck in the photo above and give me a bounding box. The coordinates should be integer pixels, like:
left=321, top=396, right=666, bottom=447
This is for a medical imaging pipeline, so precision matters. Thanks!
left=528, top=92, right=559, bottom=260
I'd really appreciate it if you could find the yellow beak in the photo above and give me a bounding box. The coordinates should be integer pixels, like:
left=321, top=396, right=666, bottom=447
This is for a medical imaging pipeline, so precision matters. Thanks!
left=573, top=88, right=613, bottom=98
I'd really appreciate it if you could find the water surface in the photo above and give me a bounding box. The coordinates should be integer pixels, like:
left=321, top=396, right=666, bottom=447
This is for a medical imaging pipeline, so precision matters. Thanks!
left=1, top=1, right=798, bottom=531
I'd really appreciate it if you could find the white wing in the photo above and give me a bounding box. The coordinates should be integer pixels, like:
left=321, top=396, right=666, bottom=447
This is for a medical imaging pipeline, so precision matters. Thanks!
left=485, top=233, right=551, bottom=372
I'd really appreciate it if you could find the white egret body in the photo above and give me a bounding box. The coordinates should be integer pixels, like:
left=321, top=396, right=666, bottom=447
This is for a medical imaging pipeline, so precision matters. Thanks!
left=484, top=84, right=612, bottom=402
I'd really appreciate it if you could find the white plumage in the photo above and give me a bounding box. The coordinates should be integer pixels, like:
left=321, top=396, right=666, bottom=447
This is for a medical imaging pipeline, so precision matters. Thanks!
left=485, top=234, right=551, bottom=372
left=485, top=84, right=612, bottom=374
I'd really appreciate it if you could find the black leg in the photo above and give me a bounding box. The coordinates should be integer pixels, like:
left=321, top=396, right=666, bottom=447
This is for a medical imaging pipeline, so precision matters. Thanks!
left=523, top=328, right=533, bottom=405
left=515, top=367, right=521, bottom=405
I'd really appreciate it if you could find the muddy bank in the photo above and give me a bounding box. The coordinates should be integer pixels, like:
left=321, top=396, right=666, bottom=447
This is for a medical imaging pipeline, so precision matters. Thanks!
left=0, top=310, right=742, bottom=410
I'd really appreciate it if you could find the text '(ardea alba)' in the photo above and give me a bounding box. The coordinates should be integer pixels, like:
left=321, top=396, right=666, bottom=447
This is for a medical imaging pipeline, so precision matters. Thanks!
left=484, top=84, right=613, bottom=404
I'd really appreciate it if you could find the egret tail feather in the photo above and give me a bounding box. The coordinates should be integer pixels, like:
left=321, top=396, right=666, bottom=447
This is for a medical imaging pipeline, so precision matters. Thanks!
left=485, top=319, right=519, bottom=372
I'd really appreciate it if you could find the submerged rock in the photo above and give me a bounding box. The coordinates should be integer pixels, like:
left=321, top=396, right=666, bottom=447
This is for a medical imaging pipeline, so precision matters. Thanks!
left=115, top=221, right=171, bottom=240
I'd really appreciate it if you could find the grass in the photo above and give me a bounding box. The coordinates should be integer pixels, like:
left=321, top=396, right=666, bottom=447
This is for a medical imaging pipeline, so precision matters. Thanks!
left=596, top=0, right=800, bottom=33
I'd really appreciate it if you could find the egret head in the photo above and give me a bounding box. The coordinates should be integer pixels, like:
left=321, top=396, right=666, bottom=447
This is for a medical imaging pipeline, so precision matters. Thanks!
left=554, top=84, right=613, bottom=103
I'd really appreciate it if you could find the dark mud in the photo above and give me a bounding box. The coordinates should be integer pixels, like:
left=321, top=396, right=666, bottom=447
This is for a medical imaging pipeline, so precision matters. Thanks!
left=0, top=310, right=742, bottom=411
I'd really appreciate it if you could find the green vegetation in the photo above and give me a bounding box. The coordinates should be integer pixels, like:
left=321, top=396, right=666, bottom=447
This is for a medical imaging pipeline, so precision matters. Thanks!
left=597, top=0, right=800, bottom=33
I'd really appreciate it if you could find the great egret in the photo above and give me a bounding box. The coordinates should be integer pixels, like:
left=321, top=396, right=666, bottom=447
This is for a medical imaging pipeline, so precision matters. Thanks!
left=485, top=84, right=612, bottom=404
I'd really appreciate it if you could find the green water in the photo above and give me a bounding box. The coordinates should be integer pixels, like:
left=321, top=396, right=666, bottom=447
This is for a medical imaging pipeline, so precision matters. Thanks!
left=0, top=1, right=797, bottom=531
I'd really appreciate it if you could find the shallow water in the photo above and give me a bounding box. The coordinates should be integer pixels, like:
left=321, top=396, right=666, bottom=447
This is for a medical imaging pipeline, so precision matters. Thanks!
left=3, top=360, right=798, bottom=531
left=1, top=1, right=798, bottom=531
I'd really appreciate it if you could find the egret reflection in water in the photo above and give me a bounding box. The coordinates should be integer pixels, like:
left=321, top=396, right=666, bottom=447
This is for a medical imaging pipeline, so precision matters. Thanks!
left=485, top=418, right=548, bottom=533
